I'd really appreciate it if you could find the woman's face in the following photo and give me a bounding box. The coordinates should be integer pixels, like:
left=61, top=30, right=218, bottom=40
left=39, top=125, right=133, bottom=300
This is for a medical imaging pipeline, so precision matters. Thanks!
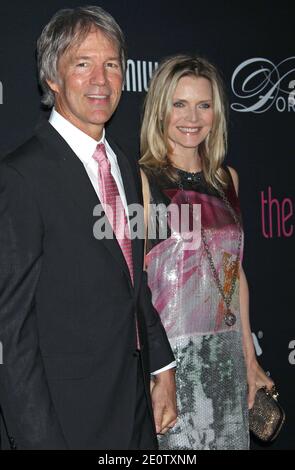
left=167, top=75, right=214, bottom=155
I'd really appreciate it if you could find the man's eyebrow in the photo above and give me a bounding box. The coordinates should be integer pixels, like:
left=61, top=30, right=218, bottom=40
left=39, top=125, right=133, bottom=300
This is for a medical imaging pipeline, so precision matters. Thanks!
left=104, top=56, right=121, bottom=61
left=71, top=55, right=121, bottom=61
left=72, top=55, right=92, bottom=60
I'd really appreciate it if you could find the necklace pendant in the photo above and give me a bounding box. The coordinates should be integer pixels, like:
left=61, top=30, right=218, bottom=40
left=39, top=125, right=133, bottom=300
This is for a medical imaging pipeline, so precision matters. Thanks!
left=224, top=311, right=237, bottom=327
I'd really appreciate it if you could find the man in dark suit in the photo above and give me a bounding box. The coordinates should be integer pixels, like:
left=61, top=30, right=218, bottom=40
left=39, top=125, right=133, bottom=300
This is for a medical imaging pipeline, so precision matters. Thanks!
left=0, top=6, right=177, bottom=450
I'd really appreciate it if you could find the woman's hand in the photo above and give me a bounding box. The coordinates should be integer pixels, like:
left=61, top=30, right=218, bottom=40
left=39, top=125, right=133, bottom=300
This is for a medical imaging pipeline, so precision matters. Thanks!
left=246, top=359, right=275, bottom=409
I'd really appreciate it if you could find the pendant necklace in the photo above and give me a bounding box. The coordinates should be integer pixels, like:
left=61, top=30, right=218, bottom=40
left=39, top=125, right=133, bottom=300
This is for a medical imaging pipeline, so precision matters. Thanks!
left=177, top=171, right=242, bottom=327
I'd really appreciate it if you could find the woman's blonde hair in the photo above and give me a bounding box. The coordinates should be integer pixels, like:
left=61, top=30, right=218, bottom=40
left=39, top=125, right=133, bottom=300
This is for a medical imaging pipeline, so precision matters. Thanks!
left=139, top=55, right=229, bottom=188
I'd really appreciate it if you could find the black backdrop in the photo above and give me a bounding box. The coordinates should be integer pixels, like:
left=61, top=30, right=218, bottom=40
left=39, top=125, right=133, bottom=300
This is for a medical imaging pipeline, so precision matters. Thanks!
left=0, top=0, right=294, bottom=450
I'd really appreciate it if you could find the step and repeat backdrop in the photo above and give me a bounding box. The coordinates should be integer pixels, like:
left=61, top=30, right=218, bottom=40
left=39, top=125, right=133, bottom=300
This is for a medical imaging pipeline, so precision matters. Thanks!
left=0, top=0, right=294, bottom=450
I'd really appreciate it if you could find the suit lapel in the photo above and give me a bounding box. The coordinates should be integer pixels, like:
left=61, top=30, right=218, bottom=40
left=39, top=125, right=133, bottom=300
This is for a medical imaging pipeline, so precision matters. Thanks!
left=35, top=122, right=134, bottom=285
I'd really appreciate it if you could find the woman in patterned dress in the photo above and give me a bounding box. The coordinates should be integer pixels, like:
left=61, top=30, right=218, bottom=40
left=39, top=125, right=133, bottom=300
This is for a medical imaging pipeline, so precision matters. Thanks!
left=139, top=55, right=273, bottom=450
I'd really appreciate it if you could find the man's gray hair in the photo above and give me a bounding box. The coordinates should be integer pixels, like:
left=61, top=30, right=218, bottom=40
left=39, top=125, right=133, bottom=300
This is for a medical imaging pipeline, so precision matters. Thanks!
left=37, top=5, right=127, bottom=108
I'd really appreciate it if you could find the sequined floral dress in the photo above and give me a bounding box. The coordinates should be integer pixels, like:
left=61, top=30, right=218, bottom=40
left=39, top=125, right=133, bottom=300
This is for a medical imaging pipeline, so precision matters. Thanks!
left=145, top=168, right=249, bottom=450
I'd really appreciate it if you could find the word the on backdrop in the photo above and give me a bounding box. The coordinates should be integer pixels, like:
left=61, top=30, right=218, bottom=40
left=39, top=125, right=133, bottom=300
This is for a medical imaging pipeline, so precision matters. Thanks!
left=261, top=186, right=293, bottom=238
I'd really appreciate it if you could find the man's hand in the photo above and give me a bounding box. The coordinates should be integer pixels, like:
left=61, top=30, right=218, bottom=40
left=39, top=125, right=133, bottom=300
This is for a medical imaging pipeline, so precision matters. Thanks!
left=150, top=368, right=177, bottom=434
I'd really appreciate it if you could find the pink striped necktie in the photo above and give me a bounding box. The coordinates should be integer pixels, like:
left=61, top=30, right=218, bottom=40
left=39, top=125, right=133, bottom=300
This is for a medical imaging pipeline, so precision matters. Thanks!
left=92, top=143, right=140, bottom=348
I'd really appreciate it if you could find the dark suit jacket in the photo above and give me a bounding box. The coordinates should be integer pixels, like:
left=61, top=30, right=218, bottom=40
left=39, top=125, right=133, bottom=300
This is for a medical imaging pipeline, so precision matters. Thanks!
left=0, top=121, right=174, bottom=449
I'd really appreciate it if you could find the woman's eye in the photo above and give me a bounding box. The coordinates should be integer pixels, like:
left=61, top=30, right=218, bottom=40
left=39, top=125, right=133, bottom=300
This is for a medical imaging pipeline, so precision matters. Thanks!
left=199, top=103, right=211, bottom=109
left=173, top=101, right=184, bottom=108
left=77, top=62, right=88, bottom=68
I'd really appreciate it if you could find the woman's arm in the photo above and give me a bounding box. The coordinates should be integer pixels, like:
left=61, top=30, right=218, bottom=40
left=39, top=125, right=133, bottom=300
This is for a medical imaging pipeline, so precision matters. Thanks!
left=240, top=266, right=274, bottom=408
left=228, top=166, right=274, bottom=409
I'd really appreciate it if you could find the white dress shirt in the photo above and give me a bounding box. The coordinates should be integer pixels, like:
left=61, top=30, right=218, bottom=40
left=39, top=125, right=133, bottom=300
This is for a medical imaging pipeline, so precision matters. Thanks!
left=49, top=109, right=176, bottom=375
left=49, top=108, right=128, bottom=212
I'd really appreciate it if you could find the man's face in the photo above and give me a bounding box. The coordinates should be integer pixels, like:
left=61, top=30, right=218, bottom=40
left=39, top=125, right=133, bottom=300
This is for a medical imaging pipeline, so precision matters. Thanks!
left=47, top=28, right=123, bottom=140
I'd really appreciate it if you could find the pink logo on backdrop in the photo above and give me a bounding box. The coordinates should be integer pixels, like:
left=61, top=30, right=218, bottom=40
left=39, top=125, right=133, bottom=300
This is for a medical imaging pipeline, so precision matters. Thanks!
left=261, top=186, right=293, bottom=238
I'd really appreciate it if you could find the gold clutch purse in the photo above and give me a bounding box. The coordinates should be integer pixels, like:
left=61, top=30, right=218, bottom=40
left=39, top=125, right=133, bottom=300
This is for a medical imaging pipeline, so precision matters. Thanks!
left=249, top=386, right=285, bottom=442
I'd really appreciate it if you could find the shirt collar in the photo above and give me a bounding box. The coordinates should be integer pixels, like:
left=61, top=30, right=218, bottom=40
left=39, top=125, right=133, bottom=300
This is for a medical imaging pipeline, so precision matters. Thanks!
left=48, top=108, right=105, bottom=167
